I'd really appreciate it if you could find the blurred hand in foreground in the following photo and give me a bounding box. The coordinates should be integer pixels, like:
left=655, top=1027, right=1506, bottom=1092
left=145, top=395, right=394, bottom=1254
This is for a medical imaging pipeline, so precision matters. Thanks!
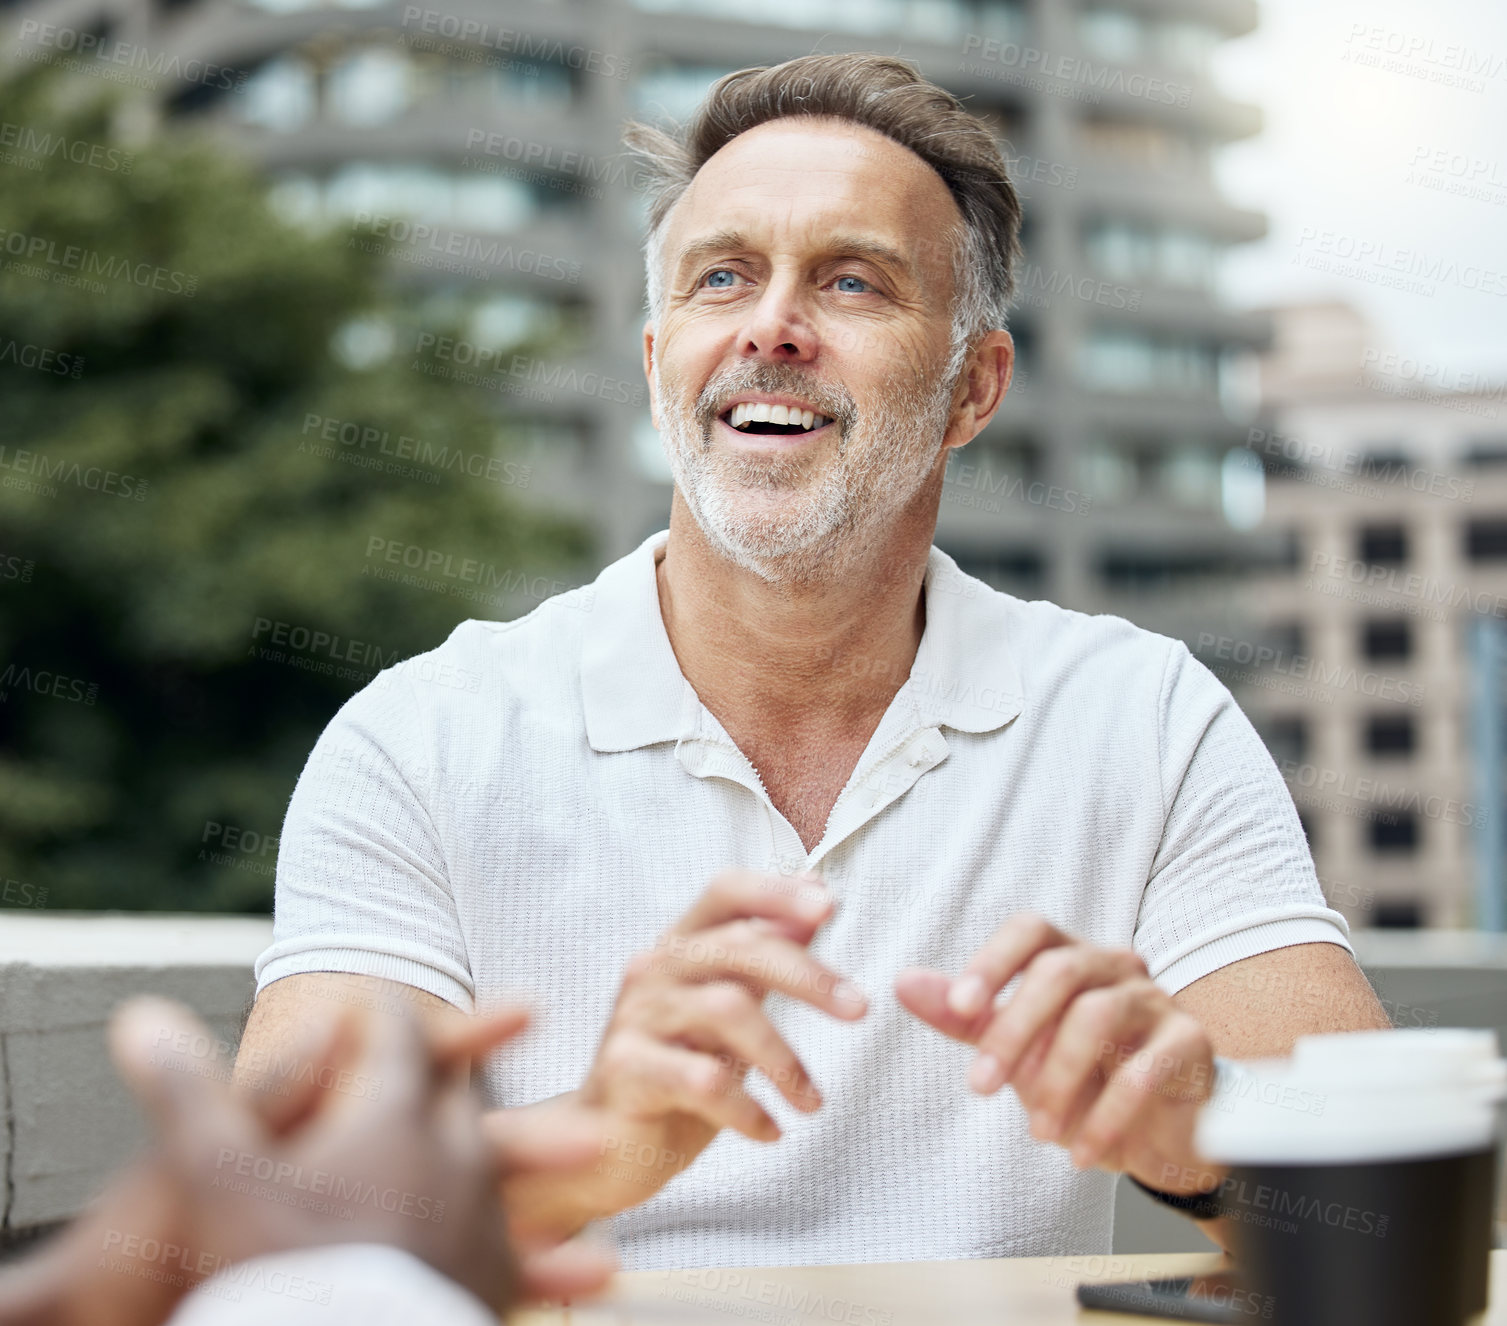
left=0, top=994, right=616, bottom=1326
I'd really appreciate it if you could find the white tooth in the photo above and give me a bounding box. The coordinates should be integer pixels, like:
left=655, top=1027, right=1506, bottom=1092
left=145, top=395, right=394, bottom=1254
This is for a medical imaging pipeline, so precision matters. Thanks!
left=800, top=410, right=814, bottom=429
left=770, top=404, right=789, bottom=425
left=730, top=403, right=747, bottom=428
left=815, top=414, right=830, bottom=428
left=750, top=402, right=772, bottom=423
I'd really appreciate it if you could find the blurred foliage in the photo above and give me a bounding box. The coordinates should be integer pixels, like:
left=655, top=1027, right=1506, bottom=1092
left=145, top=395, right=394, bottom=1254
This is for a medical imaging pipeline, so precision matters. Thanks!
left=0, top=65, right=593, bottom=912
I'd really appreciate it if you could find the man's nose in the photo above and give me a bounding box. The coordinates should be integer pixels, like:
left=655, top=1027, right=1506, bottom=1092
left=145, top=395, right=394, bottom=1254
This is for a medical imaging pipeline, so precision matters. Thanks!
left=736, top=278, right=817, bottom=362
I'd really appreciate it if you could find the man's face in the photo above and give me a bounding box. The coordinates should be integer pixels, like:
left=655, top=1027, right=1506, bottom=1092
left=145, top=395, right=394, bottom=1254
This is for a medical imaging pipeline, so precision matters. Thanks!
left=646, top=117, right=971, bottom=583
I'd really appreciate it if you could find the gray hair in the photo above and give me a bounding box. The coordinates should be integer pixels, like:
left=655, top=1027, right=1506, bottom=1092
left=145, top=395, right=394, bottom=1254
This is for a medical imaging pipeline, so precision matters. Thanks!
left=624, top=53, right=1022, bottom=381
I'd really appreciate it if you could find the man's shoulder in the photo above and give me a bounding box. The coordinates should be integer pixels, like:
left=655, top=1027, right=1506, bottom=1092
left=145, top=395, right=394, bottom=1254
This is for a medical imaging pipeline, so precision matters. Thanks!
left=982, top=586, right=1188, bottom=689
left=350, top=588, right=596, bottom=722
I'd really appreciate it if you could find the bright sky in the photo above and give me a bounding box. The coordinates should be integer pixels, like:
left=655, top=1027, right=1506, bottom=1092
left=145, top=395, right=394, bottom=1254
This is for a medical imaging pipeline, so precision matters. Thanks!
left=1213, top=0, right=1507, bottom=380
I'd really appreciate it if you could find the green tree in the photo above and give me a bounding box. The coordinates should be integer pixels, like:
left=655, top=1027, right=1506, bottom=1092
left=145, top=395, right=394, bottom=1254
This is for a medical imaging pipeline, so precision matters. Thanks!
left=0, top=65, right=593, bottom=911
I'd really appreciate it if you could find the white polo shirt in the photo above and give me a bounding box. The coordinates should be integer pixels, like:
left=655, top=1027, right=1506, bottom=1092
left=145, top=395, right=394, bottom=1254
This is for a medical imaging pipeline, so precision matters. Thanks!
left=257, top=528, right=1350, bottom=1270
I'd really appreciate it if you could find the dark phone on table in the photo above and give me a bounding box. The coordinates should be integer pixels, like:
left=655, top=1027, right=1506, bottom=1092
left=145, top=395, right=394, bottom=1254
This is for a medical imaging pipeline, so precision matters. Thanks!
left=1075, top=1269, right=1260, bottom=1322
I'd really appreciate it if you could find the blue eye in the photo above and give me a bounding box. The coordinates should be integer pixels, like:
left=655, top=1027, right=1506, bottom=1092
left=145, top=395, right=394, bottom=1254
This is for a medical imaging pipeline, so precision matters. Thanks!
left=835, top=275, right=871, bottom=293
left=703, top=269, right=737, bottom=288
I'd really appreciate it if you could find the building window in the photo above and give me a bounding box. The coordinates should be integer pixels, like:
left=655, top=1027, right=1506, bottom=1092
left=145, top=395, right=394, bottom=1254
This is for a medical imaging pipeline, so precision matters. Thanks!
left=1267, top=620, right=1306, bottom=661
left=1096, top=550, right=1236, bottom=591
left=1076, top=331, right=1218, bottom=394
left=1358, top=522, right=1407, bottom=565
left=1361, top=618, right=1412, bottom=661
left=1261, top=716, right=1307, bottom=766
left=1466, top=518, right=1507, bottom=561
left=1083, top=220, right=1156, bottom=283
left=1354, top=446, right=1412, bottom=479
left=1078, top=7, right=1144, bottom=62
left=1371, top=899, right=1424, bottom=928
left=1076, top=442, right=1138, bottom=505
left=633, top=64, right=739, bottom=121
left=1078, top=119, right=1199, bottom=174
left=1083, top=220, right=1218, bottom=289
left=1365, top=714, right=1416, bottom=757
left=1462, top=437, right=1507, bottom=467
left=1156, top=20, right=1219, bottom=72
left=327, top=48, right=411, bottom=126
left=1368, top=810, right=1418, bottom=853
left=1159, top=447, right=1222, bottom=508
left=628, top=0, right=1018, bottom=43
left=946, top=548, right=1045, bottom=599
left=321, top=163, right=539, bottom=230
left=236, top=57, right=316, bottom=131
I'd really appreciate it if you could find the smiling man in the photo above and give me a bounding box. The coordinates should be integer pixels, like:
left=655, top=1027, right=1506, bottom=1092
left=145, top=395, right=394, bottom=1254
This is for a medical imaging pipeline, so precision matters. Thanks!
left=239, top=53, right=1390, bottom=1269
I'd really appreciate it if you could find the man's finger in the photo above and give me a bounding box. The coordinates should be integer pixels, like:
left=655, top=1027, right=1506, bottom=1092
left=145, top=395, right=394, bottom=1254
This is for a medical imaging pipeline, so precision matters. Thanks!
left=672, top=868, right=833, bottom=938
left=601, top=1030, right=780, bottom=1142
left=893, top=967, right=994, bottom=1042
left=1063, top=1017, right=1210, bottom=1171
left=945, top=913, right=1068, bottom=1019
left=657, top=982, right=823, bottom=1111
left=970, top=948, right=1147, bottom=1092
left=1009, top=985, right=1153, bottom=1141
left=646, top=926, right=867, bottom=1021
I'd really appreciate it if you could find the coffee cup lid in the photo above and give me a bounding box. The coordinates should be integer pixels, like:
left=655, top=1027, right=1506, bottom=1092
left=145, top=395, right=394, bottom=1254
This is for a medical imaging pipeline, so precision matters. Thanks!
left=1197, top=1031, right=1505, bottom=1164
left=1290, top=1029, right=1507, bottom=1100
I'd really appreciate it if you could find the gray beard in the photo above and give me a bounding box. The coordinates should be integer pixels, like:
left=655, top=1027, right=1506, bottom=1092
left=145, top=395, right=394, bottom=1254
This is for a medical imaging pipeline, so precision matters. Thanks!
left=653, top=356, right=958, bottom=588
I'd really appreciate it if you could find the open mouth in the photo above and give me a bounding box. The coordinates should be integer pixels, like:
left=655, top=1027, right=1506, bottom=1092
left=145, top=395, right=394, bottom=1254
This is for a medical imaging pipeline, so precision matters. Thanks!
left=719, top=401, right=834, bottom=437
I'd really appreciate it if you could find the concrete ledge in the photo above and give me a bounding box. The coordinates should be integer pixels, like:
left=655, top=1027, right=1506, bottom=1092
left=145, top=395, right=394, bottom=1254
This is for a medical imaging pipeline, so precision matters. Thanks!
left=1353, top=928, right=1507, bottom=969
left=0, top=913, right=271, bottom=1234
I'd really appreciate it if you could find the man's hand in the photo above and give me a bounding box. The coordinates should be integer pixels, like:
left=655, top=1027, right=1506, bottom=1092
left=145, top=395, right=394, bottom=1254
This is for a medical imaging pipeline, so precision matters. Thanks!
left=895, top=913, right=1221, bottom=1196
left=507, top=868, right=868, bottom=1238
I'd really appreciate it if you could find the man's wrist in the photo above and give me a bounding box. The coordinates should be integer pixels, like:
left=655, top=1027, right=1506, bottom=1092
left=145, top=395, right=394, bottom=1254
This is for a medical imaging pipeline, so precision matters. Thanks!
left=1129, top=1174, right=1224, bottom=1221
left=1127, top=1056, right=1241, bottom=1221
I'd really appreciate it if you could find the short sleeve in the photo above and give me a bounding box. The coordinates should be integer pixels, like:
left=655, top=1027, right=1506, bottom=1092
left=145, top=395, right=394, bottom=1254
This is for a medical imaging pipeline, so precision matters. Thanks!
left=1134, top=640, right=1352, bottom=995
left=254, top=665, right=475, bottom=1011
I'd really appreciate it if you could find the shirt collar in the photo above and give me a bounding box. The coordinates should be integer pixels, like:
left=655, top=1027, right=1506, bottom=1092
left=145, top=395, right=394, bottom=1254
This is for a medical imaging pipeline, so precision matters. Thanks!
left=581, top=529, right=1023, bottom=754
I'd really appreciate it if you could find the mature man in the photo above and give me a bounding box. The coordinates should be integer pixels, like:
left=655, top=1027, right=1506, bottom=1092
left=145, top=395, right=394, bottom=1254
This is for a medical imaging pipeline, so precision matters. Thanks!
left=239, top=52, right=1390, bottom=1268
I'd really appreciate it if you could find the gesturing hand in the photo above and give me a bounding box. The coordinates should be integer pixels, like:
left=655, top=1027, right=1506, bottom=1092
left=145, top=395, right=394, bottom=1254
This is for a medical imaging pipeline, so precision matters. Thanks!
left=895, top=913, right=1220, bottom=1194
left=508, top=868, right=869, bottom=1239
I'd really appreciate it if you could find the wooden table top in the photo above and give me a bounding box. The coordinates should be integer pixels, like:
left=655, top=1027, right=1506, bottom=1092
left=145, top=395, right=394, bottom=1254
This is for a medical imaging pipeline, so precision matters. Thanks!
left=515, top=1248, right=1507, bottom=1325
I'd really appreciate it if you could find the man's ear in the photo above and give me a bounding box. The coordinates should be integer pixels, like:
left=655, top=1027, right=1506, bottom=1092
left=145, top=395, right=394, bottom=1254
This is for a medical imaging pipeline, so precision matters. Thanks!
left=943, top=329, right=1014, bottom=453
left=642, top=321, right=659, bottom=430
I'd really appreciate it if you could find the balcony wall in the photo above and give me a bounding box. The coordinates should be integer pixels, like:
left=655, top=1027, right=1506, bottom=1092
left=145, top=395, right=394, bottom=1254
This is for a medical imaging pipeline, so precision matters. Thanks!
left=0, top=914, right=269, bottom=1236
left=2, top=915, right=1505, bottom=1254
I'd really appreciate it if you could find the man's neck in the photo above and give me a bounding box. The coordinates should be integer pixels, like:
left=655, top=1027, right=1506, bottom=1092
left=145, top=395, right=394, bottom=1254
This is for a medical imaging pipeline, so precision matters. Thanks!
left=653, top=488, right=936, bottom=743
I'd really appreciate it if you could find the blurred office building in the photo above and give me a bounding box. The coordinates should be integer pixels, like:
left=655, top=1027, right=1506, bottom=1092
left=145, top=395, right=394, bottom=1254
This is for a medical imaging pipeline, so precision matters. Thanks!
left=1227, top=301, right=1507, bottom=930
left=2, top=0, right=1274, bottom=624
